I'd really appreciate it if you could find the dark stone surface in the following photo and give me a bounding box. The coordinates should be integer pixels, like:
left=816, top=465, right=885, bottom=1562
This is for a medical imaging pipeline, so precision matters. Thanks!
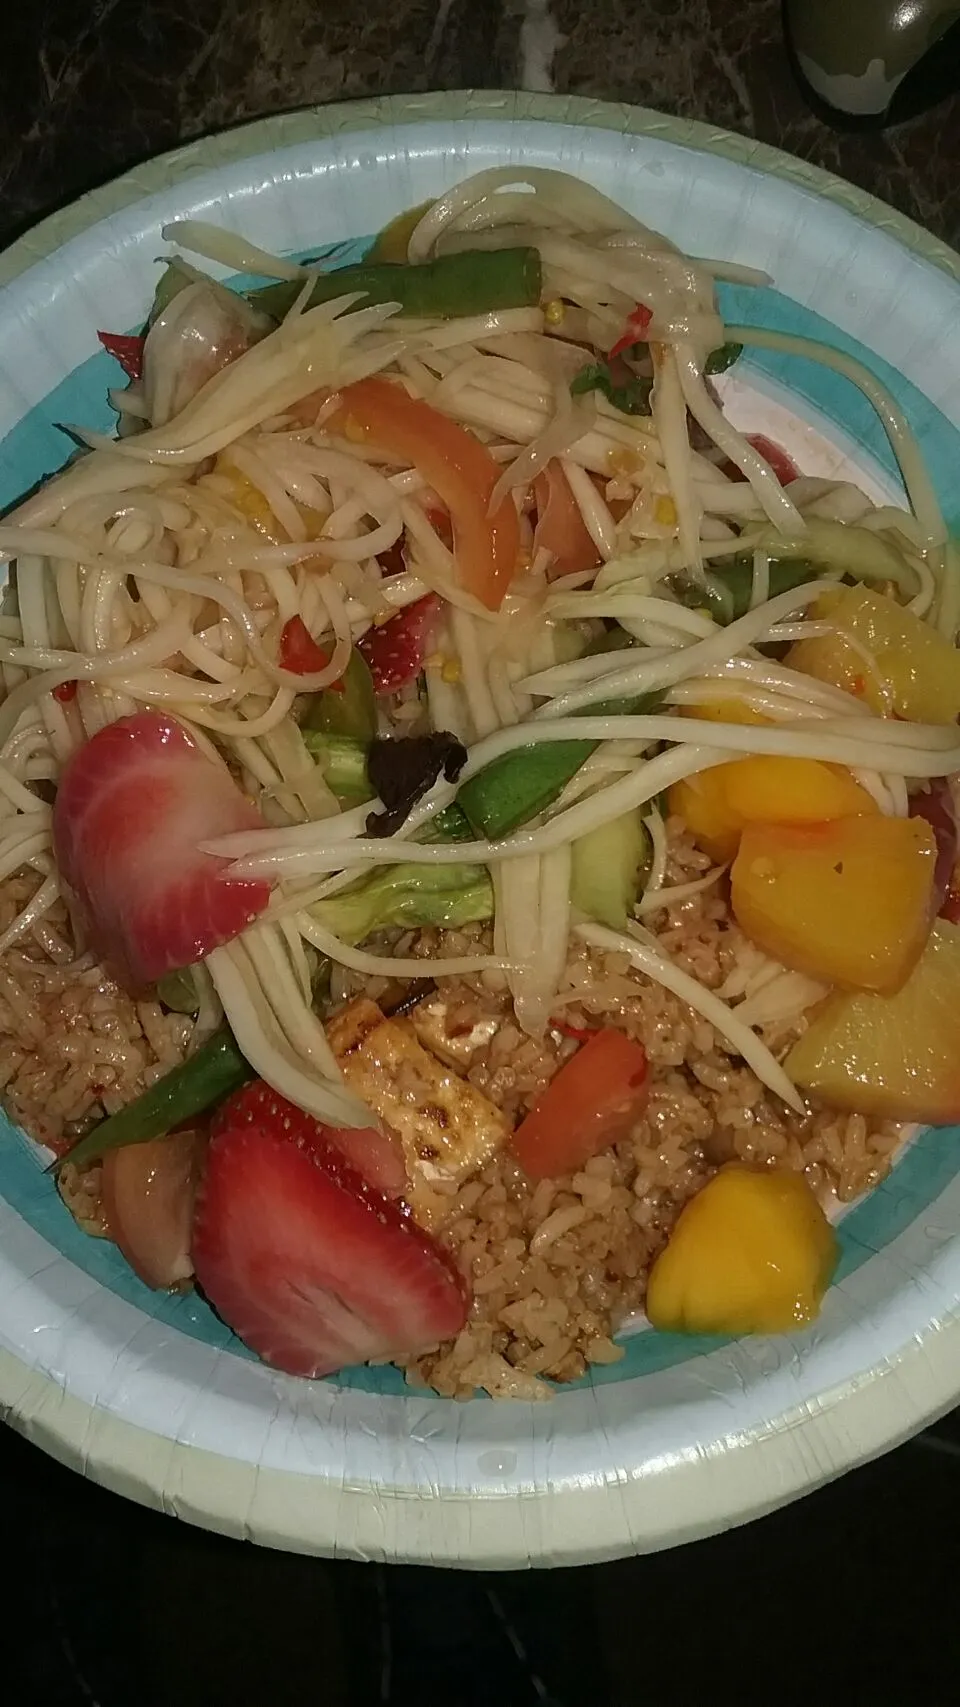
left=2, top=0, right=960, bottom=250
left=3, top=4, right=960, bottom=1702
left=6, top=1416, right=960, bottom=1704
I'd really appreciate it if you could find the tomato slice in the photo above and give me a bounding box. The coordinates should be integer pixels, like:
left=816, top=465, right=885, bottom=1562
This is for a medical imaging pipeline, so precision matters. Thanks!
left=101, top=1129, right=206, bottom=1290
left=511, top=1029, right=649, bottom=1180
left=278, top=615, right=345, bottom=694
left=334, top=378, right=519, bottom=610
left=533, top=461, right=602, bottom=580
left=746, top=434, right=798, bottom=486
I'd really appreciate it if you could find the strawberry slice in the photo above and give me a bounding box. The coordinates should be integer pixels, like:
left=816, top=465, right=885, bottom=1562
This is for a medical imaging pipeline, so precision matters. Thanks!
left=192, top=1121, right=469, bottom=1378
left=211, top=1079, right=407, bottom=1200
left=357, top=594, right=442, bottom=694
left=97, top=330, right=145, bottom=382
left=53, top=711, right=271, bottom=990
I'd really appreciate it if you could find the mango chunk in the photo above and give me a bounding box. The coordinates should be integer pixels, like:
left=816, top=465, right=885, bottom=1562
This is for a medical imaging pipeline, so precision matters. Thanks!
left=646, top=1163, right=838, bottom=1336
left=786, top=919, right=960, bottom=1125
left=731, top=814, right=938, bottom=994
left=668, top=768, right=742, bottom=863
left=679, top=697, right=771, bottom=727
left=669, top=755, right=876, bottom=864
left=722, top=756, right=877, bottom=825
left=787, top=584, right=960, bottom=724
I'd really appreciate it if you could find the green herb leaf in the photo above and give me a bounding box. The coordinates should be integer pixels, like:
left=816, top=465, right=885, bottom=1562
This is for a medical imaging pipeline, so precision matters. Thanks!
left=704, top=341, right=742, bottom=376
left=570, top=361, right=653, bottom=417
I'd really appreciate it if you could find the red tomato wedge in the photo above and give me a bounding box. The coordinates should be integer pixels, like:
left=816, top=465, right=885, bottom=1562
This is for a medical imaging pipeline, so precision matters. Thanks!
left=334, top=378, right=519, bottom=610
left=357, top=593, right=442, bottom=694
left=101, top=1128, right=205, bottom=1290
left=97, top=330, right=145, bottom=382
left=747, top=434, right=798, bottom=485
left=52, top=711, right=272, bottom=990
left=722, top=434, right=797, bottom=487
left=511, top=1029, right=649, bottom=1181
left=278, top=614, right=344, bottom=690
left=210, top=1079, right=407, bottom=1200
left=533, top=461, right=602, bottom=580
left=192, top=1120, right=469, bottom=1378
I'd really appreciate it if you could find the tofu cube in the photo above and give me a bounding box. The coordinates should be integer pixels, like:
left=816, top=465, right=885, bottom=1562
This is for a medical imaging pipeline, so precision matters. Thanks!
left=328, top=998, right=510, bottom=1229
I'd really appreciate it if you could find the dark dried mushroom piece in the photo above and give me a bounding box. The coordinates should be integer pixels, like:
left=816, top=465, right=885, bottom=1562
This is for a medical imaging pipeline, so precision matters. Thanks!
left=366, top=732, right=468, bottom=837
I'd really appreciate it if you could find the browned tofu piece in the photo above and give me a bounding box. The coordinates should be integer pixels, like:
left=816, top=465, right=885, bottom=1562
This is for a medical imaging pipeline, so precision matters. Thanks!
left=408, top=994, right=501, bottom=1073
left=325, top=996, right=384, bottom=1057
left=329, top=1005, right=511, bottom=1230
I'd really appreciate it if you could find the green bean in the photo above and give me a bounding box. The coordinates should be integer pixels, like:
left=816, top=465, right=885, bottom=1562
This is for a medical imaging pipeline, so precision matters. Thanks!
left=252, top=247, right=542, bottom=323
left=58, top=1029, right=250, bottom=1171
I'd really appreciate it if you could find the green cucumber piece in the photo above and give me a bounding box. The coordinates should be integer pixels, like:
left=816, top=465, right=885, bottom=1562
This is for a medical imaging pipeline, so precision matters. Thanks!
left=571, top=811, right=650, bottom=929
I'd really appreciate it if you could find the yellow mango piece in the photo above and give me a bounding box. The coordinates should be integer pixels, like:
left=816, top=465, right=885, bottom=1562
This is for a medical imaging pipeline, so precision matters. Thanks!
left=722, top=756, right=877, bottom=825
left=680, top=698, right=771, bottom=726
left=731, top=814, right=938, bottom=993
left=670, top=755, right=876, bottom=862
left=786, top=920, right=960, bottom=1125
left=646, top=1163, right=838, bottom=1336
left=668, top=770, right=742, bottom=863
left=787, top=584, right=960, bottom=724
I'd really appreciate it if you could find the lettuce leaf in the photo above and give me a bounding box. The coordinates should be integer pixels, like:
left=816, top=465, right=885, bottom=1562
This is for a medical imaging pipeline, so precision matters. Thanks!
left=309, top=862, right=493, bottom=944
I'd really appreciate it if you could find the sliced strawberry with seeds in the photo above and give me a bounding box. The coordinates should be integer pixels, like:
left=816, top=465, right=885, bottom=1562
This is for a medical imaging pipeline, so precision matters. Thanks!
left=211, top=1079, right=406, bottom=1199
left=192, top=1122, right=469, bottom=1378
left=53, top=710, right=271, bottom=990
left=97, top=330, right=146, bottom=382
left=357, top=593, right=442, bottom=694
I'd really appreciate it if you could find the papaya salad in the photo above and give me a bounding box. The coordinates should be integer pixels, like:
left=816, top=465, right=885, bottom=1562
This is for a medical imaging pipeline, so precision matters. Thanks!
left=0, top=166, right=958, bottom=1399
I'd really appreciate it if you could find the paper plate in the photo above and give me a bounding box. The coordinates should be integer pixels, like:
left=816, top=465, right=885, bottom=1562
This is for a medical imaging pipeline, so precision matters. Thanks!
left=1, top=92, right=959, bottom=1568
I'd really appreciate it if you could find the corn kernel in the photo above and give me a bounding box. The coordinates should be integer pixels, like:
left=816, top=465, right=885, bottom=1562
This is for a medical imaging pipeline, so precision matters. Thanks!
left=654, top=494, right=677, bottom=527
left=424, top=651, right=445, bottom=669
left=213, top=457, right=282, bottom=540
left=608, top=448, right=643, bottom=479
left=441, top=657, right=462, bottom=685
left=543, top=298, right=566, bottom=327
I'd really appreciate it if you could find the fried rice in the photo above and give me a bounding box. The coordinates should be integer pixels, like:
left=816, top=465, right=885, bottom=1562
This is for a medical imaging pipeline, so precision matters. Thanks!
left=0, top=822, right=902, bottom=1401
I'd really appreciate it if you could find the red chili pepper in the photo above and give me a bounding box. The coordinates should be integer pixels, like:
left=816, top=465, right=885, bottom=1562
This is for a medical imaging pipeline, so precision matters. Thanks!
left=53, top=679, right=78, bottom=703
left=550, top=1016, right=600, bottom=1044
left=609, top=303, right=652, bottom=361
left=97, top=330, right=145, bottom=383
left=278, top=617, right=344, bottom=691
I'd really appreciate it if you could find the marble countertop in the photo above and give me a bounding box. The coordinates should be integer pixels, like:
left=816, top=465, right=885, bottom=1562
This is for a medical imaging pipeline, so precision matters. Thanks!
left=3, top=0, right=960, bottom=252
